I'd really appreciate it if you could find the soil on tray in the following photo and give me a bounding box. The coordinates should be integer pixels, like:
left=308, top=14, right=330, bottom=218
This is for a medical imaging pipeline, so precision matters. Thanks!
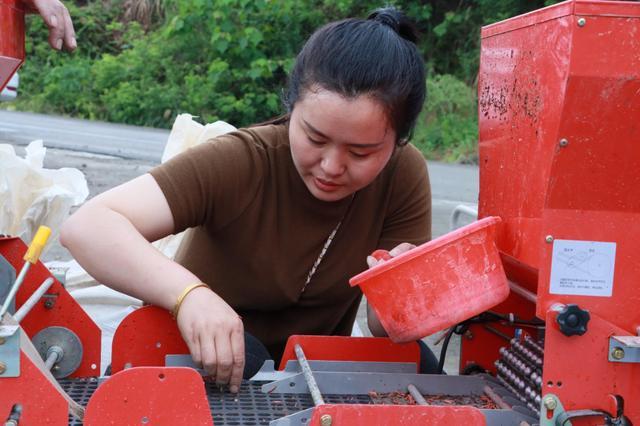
left=368, top=391, right=499, bottom=409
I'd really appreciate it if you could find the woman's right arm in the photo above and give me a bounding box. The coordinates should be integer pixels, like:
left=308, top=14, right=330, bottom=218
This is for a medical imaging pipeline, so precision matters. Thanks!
left=60, top=173, right=245, bottom=392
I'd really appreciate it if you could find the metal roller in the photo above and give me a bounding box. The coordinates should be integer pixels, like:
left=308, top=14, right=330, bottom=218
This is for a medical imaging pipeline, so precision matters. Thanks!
left=32, top=326, right=83, bottom=378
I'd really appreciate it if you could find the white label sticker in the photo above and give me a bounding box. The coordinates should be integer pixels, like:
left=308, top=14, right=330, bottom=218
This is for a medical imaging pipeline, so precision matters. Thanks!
left=549, top=239, right=616, bottom=297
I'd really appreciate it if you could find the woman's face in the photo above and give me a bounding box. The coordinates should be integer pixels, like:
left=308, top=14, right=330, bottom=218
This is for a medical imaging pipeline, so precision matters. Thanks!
left=289, top=88, right=396, bottom=202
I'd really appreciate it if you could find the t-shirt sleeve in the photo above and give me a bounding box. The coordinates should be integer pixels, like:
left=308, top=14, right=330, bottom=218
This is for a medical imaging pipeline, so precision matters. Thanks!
left=377, top=144, right=431, bottom=250
left=149, top=129, right=266, bottom=233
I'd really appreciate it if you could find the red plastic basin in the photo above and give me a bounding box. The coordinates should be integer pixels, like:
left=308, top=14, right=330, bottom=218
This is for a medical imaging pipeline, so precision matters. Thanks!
left=350, top=216, right=509, bottom=342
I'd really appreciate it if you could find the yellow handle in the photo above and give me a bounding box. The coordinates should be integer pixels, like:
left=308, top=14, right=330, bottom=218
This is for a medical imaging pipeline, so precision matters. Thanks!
left=23, top=226, right=52, bottom=264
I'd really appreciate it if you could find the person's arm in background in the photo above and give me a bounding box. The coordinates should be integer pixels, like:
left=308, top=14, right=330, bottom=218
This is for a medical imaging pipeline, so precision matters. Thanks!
left=366, top=145, right=431, bottom=339
left=60, top=174, right=245, bottom=392
left=23, top=0, right=76, bottom=51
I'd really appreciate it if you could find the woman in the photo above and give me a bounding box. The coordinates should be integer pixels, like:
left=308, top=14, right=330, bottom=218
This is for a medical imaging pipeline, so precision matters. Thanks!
left=61, top=7, right=434, bottom=394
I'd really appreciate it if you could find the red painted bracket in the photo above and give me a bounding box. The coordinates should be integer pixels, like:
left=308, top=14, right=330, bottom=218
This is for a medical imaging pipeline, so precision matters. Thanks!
left=309, top=404, right=486, bottom=425
left=0, top=0, right=25, bottom=91
left=0, top=351, right=68, bottom=425
left=279, top=335, right=420, bottom=371
left=543, top=307, right=639, bottom=423
left=84, top=367, right=213, bottom=425
left=0, top=237, right=101, bottom=378
left=111, top=305, right=188, bottom=373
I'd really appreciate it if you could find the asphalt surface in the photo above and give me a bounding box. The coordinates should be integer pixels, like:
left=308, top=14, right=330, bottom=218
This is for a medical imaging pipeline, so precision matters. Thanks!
left=0, top=109, right=168, bottom=161
left=0, top=109, right=479, bottom=373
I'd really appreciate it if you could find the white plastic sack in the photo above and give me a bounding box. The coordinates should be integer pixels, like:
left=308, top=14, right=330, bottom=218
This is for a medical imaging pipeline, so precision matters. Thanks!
left=0, top=140, right=88, bottom=251
left=154, top=114, right=236, bottom=257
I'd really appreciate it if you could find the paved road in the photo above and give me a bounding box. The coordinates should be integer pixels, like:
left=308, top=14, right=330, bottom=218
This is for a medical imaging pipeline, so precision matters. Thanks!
left=0, top=110, right=169, bottom=161
left=0, top=110, right=479, bottom=238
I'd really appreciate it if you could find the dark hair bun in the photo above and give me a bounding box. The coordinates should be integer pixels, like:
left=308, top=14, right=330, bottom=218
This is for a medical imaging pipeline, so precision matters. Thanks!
left=368, top=7, right=419, bottom=44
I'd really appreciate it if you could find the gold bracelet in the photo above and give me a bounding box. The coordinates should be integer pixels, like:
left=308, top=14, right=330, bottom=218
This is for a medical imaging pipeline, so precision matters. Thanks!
left=172, top=283, right=209, bottom=319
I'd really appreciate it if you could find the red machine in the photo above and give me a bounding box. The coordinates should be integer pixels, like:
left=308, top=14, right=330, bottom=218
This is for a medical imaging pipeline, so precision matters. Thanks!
left=1, top=1, right=639, bottom=425
left=472, top=0, right=640, bottom=423
left=0, top=0, right=25, bottom=92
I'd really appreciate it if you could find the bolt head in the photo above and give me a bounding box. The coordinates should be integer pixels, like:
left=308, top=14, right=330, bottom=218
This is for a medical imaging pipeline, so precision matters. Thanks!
left=545, top=235, right=554, bottom=243
left=612, top=347, right=625, bottom=360
left=0, top=362, right=6, bottom=375
left=320, top=414, right=333, bottom=426
left=544, top=396, right=557, bottom=410
left=577, top=17, right=586, bottom=27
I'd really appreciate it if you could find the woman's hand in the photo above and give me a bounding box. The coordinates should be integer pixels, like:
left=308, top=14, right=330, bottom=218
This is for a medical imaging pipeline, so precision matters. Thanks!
left=366, top=242, right=416, bottom=338
left=366, top=242, right=416, bottom=268
left=176, top=287, right=245, bottom=393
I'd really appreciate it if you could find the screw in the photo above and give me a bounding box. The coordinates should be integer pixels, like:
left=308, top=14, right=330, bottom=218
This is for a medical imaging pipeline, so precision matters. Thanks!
left=544, top=396, right=557, bottom=410
left=0, top=362, right=6, bottom=375
left=545, top=235, right=554, bottom=243
left=611, top=347, right=625, bottom=360
left=320, top=414, right=333, bottom=426
left=559, top=138, right=569, bottom=147
left=577, top=18, right=586, bottom=27
left=44, top=298, right=55, bottom=309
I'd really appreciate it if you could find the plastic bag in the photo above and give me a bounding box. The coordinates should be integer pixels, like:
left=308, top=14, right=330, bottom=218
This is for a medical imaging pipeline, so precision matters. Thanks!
left=0, top=140, right=88, bottom=251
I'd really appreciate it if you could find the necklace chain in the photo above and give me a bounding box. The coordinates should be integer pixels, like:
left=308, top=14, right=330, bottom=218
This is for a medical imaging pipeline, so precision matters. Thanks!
left=300, top=194, right=354, bottom=294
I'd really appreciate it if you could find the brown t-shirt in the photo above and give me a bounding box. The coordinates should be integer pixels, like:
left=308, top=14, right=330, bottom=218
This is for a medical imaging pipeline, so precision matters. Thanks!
left=150, top=124, right=431, bottom=359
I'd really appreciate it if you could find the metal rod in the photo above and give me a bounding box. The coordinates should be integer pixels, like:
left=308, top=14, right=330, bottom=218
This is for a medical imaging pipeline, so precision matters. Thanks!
left=44, top=346, right=63, bottom=371
left=450, top=204, right=478, bottom=230
left=14, top=278, right=55, bottom=322
left=483, top=385, right=511, bottom=410
left=407, top=384, right=428, bottom=406
left=0, top=261, right=31, bottom=318
left=483, top=324, right=512, bottom=342
left=294, top=344, right=325, bottom=406
left=508, top=280, right=537, bottom=304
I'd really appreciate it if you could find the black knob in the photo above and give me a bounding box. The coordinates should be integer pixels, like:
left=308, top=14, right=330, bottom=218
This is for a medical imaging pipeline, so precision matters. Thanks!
left=557, top=304, right=590, bottom=336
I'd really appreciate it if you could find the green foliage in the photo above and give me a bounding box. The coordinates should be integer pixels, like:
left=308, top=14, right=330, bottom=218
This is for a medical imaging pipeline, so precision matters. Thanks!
left=8, top=0, right=563, bottom=161
left=413, top=75, right=478, bottom=163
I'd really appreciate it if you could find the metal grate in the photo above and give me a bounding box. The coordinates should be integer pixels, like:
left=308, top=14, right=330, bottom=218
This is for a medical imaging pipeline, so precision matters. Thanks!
left=60, top=379, right=370, bottom=425
left=59, top=378, right=98, bottom=426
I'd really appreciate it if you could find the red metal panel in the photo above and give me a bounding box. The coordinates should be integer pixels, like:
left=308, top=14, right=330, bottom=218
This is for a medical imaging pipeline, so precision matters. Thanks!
left=536, top=5, right=640, bottom=343
left=309, top=404, right=486, bottom=426
left=111, top=305, right=188, bottom=373
left=543, top=309, right=639, bottom=424
left=84, top=367, right=213, bottom=425
left=481, top=1, right=640, bottom=39
left=574, top=0, right=640, bottom=17
left=481, top=1, right=573, bottom=39
left=0, top=352, right=68, bottom=425
left=0, top=0, right=24, bottom=91
left=478, top=2, right=640, bottom=422
left=278, top=335, right=420, bottom=371
left=478, top=13, right=573, bottom=270
left=0, top=237, right=101, bottom=378
left=536, top=210, right=640, bottom=331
